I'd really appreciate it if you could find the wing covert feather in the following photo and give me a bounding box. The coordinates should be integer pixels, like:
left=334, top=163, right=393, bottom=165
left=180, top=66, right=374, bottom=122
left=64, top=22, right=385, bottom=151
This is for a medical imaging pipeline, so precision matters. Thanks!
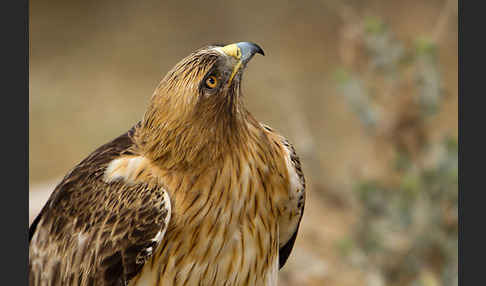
left=29, top=128, right=172, bottom=286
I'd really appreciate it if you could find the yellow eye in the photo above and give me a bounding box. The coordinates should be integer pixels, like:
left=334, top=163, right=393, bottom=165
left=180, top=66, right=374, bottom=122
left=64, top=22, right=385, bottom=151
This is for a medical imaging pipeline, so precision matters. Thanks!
left=205, top=75, right=218, bottom=89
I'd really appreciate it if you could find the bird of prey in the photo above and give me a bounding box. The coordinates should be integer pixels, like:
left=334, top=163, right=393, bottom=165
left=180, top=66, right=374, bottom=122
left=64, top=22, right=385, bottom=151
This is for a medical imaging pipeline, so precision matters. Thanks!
left=29, top=42, right=306, bottom=286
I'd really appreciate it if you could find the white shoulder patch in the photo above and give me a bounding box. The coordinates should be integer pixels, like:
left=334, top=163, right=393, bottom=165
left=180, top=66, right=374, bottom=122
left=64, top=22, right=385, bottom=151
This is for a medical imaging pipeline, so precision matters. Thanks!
left=103, top=156, right=151, bottom=184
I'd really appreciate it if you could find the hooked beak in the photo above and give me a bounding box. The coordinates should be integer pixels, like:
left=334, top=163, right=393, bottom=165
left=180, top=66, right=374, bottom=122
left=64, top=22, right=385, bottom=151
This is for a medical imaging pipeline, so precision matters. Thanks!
left=218, top=42, right=265, bottom=84
left=235, top=42, right=265, bottom=64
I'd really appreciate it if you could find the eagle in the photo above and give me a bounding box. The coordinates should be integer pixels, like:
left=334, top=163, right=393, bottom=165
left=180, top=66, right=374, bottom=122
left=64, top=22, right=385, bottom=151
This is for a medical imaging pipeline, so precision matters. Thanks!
left=29, top=42, right=306, bottom=286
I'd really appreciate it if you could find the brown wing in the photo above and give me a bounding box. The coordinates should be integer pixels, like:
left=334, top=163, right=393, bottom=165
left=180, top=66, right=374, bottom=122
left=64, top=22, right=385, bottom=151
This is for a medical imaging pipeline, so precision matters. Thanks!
left=259, top=123, right=306, bottom=269
left=278, top=138, right=305, bottom=269
left=29, top=127, right=171, bottom=286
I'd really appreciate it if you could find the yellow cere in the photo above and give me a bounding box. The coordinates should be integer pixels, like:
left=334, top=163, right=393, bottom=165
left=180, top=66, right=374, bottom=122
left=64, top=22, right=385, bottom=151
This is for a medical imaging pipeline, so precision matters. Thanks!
left=219, top=43, right=241, bottom=60
left=219, top=43, right=243, bottom=84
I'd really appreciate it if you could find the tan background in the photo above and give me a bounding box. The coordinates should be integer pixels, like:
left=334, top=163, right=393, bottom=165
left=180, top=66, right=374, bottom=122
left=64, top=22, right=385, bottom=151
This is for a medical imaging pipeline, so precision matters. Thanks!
left=30, top=0, right=458, bottom=285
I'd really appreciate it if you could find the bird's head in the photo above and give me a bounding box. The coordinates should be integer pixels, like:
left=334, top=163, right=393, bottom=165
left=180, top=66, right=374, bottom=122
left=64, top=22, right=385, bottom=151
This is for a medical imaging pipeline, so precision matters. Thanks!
left=136, top=42, right=265, bottom=168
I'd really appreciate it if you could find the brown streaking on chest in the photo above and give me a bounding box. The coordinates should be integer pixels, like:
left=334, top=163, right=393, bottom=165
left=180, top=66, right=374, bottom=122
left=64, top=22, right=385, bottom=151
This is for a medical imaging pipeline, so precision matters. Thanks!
left=108, top=127, right=289, bottom=286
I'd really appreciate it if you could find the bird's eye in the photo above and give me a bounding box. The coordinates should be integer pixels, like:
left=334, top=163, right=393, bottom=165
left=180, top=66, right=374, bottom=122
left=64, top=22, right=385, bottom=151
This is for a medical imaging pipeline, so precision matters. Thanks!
left=205, top=75, right=218, bottom=89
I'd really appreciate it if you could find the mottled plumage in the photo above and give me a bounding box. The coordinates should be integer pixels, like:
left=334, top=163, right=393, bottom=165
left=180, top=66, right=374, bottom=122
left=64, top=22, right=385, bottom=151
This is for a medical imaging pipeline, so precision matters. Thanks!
left=29, top=42, right=305, bottom=286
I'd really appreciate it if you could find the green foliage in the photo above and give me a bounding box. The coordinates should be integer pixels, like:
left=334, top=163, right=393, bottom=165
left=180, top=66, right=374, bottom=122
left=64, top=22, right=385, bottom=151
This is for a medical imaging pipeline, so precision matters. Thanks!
left=333, top=67, right=352, bottom=85
left=335, top=16, right=457, bottom=286
left=414, top=37, right=438, bottom=58
left=364, top=16, right=387, bottom=35
left=350, top=139, right=457, bottom=285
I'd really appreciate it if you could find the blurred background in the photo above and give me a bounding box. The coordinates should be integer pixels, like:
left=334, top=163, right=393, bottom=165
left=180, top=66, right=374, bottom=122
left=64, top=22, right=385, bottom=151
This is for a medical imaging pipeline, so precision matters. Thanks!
left=29, top=0, right=458, bottom=285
